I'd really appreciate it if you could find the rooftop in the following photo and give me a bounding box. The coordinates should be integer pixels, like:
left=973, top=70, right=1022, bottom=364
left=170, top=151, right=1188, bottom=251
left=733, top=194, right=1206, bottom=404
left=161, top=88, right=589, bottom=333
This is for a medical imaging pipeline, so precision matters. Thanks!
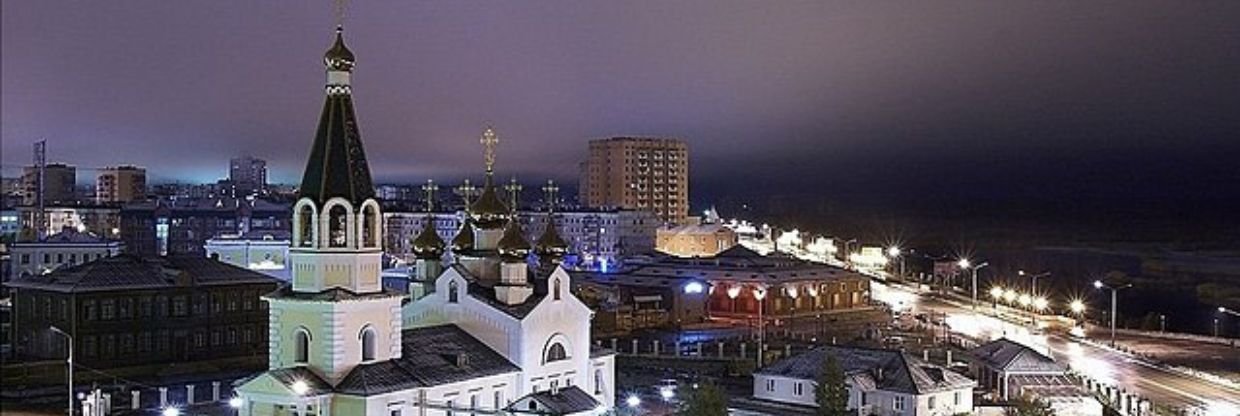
left=756, top=345, right=976, bottom=395
left=5, top=255, right=280, bottom=293
left=969, top=338, right=1066, bottom=373
left=335, top=324, right=520, bottom=395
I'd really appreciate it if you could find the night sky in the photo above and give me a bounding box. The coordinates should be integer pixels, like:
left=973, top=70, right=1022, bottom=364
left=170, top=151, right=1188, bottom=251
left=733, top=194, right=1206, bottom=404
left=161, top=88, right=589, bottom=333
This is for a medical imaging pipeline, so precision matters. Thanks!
left=4, top=1, right=1239, bottom=237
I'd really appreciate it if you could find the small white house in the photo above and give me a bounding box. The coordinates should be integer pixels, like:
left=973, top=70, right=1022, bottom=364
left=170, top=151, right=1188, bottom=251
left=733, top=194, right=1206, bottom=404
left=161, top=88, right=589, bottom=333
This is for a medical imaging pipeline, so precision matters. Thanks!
left=754, top=345, right=977, bottom=416
left=970, top=338, right=1101, bottom=416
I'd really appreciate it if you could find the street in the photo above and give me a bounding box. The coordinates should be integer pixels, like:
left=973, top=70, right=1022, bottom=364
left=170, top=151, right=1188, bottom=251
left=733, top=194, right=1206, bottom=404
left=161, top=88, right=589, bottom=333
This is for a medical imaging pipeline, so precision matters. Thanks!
left=876, top=282, right=1240, bottom=415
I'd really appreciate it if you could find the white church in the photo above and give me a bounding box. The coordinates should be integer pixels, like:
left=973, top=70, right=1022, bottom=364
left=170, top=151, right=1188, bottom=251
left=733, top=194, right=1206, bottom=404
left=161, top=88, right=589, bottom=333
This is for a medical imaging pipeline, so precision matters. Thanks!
left=235, top=22, right=614, bottom=416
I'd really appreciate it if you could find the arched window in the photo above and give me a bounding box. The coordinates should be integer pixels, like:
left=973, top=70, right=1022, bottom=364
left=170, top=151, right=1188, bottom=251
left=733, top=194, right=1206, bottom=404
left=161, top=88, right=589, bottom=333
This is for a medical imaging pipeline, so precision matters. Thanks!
left=360, top=326, right=376, bottom=362
left=297, top=204, right=315, bottom=247
left=594, top=369, right=604, bottom=395
left=360, top=204, right=379, bottom=248
left=553, top=278, right=562, bottom=301
left=448, top=281, right=459, bottom=303
left=294, top=328, right=311, bottom=364
left=327, top=205, right=349, bottom=248
left=545, top=343, right=568, bottom=363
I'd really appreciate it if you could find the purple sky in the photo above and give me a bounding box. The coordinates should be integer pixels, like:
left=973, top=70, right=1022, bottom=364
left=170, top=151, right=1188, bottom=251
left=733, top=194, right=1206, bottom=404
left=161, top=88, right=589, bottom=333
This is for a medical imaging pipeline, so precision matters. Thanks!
left=3, top=1, right=1239, bottom=218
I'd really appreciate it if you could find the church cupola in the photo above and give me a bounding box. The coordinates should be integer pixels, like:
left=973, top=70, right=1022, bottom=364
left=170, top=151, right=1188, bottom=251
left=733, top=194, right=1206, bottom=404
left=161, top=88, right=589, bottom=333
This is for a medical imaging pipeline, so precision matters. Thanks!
left=450, top=220, right=476, bottom=256
left=324, top=26, right=355, bottom=72
left=497, top=219, right=532, bottom=262
left=535, top=180, right=568, bottom=265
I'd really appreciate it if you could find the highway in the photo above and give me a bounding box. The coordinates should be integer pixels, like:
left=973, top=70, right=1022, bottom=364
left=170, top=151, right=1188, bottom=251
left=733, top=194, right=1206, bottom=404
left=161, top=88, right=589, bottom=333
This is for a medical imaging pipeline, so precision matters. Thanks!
left=877, top=282, right=1240, bottom=416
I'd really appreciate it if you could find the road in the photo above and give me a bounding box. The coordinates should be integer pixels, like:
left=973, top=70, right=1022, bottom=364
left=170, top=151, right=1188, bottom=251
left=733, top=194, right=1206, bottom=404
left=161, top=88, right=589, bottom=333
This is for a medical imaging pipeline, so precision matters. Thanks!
left=876, top=283, right=1240, bottom=416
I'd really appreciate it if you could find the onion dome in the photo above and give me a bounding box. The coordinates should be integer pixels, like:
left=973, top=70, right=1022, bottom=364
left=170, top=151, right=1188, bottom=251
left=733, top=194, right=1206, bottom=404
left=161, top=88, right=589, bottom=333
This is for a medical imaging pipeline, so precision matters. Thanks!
left=534, top=219, right=569, bottom=261
left=497, top=220, right=531, bottom=262
left=410, top=220, right=445, bottom=259
left=470, top=177, right=510, bottom=229
left=450, top=220, right=476, bottom=254
left=324, top=26, right=355, bottom=72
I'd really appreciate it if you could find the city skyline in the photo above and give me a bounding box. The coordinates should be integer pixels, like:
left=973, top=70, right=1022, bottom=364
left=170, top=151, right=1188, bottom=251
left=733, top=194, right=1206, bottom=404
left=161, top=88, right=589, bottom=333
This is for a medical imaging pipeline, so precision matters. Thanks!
left=4, top=1, right=1238, bottom=227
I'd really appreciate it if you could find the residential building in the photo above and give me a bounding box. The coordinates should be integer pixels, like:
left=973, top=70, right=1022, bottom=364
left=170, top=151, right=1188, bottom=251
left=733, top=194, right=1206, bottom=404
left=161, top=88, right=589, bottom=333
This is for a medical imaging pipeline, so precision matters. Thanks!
left=579, top=137, right=688, bottom=224
left=573, top=245, right=871, bottom=333
left=655, top=223, right=737, bottom=257
left=969, top=338, right=1101, bottom=416
left=229, top=156, right=268, bottom=196
left=21, top=163, right=77, bottom=206
left=7, top=228, right=123, bottom=280
left=120, top=197, right=290, bottom=257
left=95, top=165, right=147, bottom=204
left=5, top=255, right=280, bottom=369
left=754, top=345, right=976, bottom=415
left=16, top=204, right=122, bottom=240
left=204, top=229, right=291, bottom=280
left=235, top=27, right=614, bottom=415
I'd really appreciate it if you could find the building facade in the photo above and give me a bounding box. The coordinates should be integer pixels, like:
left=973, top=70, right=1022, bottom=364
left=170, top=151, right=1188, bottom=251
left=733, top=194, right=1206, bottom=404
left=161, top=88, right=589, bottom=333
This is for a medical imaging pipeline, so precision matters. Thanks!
left=754, top=346, right=976, bottom=415
left=204, top=230, right=292, bottom=281
left=95, top=165, right=147, bottom=204
left=969, top=338, right=1100, bottom=416
left=7, top=228, right=123, bottom=280
left=16, top=204, right=122, bottom=240
left=655, top=223, right=737, bottom=257
left=21, top=163, right=77, bottom=206
left=573, top=246, right=871, bottom=333
left=578, top=137, right=688, bottom=225
left=5, top=255, right=279, bottom=369
left=120, top=197, right=290, bottom=257
left=230, top=156, right=269, bottom=197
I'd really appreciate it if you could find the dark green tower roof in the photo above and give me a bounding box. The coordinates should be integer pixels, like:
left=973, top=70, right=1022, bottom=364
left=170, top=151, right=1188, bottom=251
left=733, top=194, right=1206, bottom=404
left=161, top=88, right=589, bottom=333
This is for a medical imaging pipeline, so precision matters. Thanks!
left=297, top=27, right=375, bottom=205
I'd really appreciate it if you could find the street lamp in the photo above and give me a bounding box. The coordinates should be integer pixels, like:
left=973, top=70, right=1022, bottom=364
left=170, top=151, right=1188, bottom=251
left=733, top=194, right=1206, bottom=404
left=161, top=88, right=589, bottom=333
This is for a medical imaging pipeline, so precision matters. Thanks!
left=49, top=326, right=73, bottom=416
left=1069, top=300, right=1086, bottom=315
left=958, top=260, right=988, bottom=310
left=1220, top=306, right=1240, bottom=317
left=1094, top=280, right=1133, bottom=346
left=887, top=246, right=904, bottom=280
left=753, top=286, right=768, bottom=367
left=1018, top=270, right=1051, bottom=298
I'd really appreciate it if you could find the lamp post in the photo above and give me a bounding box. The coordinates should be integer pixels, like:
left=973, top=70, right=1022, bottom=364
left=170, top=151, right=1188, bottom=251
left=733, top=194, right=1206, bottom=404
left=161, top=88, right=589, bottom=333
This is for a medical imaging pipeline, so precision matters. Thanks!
left=1094, top=280, right=1133, bottom=346
left=753, top=286, right=767, bottom=367
left=887, top=246, right=903, bottom=280
left=959, top=259, right=988, bottom=310
left=1018, top=270, right=1051, bottom=298
left=49, top=326, right=73, bottom=416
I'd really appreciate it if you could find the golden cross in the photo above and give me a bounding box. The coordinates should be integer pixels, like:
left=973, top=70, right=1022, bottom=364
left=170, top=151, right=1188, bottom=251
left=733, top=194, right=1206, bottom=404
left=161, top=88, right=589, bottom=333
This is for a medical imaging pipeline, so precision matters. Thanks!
left=481, top=126, right=498, bottom=174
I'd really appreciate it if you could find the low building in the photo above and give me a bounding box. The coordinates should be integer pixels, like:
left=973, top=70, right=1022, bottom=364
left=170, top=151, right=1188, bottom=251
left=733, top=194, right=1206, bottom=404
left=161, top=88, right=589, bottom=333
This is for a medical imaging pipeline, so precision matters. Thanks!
left=655, top=223, right=737, bottom=257
left=120, top=197, right=290, bottom=256
left=16, top=204, right=123, bottom=240
left=5, top=255, right=280, bottom=369
left=204, top=229, right=291, bottom=280
left=754, top=345, right=976, bottom=415
left=969, top=338, right=1101, bottom=416
left=573, top=246, right=871, bottom=333
left=7, top=228, right=124, bottom=281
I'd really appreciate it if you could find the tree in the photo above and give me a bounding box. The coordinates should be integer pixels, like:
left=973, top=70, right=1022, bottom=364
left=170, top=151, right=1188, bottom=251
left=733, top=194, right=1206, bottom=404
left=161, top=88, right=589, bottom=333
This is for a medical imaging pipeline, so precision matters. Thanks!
left=815, top=354, right=849, bottom=416
left=677, top=382, right=728, bottom=416
left=1004, top=395, right=1055, bottom=416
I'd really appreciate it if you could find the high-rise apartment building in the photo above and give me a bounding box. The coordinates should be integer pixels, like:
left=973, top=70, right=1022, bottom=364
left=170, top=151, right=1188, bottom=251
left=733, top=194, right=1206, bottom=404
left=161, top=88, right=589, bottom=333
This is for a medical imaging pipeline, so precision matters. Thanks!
left=21, top=163, right=76, bottom=205
left=229, top=156, right=268, bottom=196
left=95, top=165, right=147, bottom=203
left=579, top=137, right=688, bottom=224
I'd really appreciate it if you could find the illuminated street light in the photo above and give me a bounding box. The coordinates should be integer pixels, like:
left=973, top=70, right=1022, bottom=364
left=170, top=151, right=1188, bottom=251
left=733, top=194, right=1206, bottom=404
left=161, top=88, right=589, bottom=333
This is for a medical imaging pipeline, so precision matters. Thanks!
left=957, top=258, right=970, bottom=269
left=1070, top=300, right=1086, bottom=315
left=1033, top=297, right=1049, bottom=311
left=726, top=287, right=740, bottom=299
left=754, top=286, right=767, bottom=367
left=626, top=395, right=641, bottom=408
left=990, top=287, right=1004, bottom=299
left=229, top=397, right=244, bottom=409
left=660, top=388, right=675, bottom=401
left=887, top=246, right=901, bottom=257
left=162, top=408, right=180, bottom=416
left=291, top=380, right=309, bottom=395
left=683, top=282, right=704, bottom=294
left=1095, top=280, right=1134, bottom=346
left=1003, top=289, right=1017, bottom=303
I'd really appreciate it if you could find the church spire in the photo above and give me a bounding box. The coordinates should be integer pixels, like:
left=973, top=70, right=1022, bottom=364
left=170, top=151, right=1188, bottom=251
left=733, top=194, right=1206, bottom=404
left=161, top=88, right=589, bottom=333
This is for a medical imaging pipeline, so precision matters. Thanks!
left=296, top=22, right=374, bottom=205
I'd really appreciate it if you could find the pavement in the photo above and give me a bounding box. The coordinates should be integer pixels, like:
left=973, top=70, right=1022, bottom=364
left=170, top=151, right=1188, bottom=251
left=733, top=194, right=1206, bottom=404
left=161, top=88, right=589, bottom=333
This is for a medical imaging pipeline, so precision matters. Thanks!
left=877, top=283, right=1240, bottom=415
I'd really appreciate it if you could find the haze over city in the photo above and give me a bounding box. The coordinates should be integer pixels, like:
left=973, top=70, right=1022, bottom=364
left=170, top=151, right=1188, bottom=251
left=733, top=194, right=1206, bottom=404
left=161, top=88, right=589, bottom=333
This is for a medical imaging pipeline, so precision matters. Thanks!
left=5, top=1, right=1238, bottom=241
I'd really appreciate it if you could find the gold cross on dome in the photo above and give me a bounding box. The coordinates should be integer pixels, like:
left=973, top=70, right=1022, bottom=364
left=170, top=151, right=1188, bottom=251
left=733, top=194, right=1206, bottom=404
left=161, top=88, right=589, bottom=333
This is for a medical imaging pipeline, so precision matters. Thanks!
left=421, top=179, right=439, bottom=212
left=480, top=126, right=498, bottom=174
